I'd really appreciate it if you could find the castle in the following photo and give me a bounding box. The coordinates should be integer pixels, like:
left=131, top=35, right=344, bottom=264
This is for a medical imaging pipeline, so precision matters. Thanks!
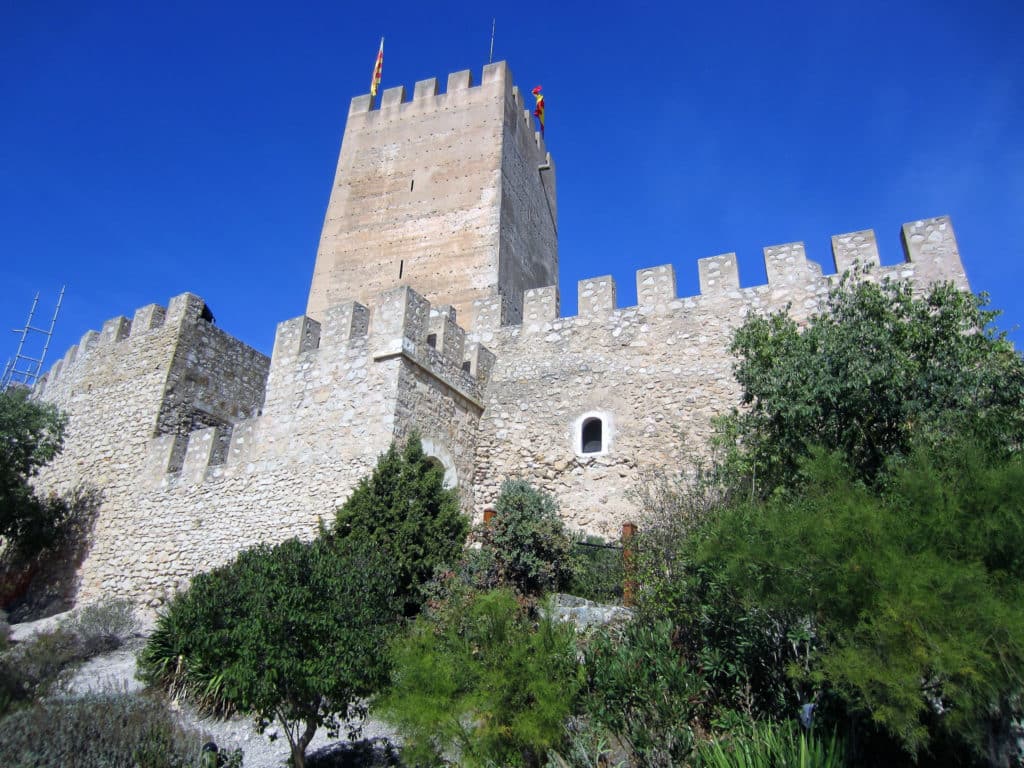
left=33, top=61, right=969, bottom=606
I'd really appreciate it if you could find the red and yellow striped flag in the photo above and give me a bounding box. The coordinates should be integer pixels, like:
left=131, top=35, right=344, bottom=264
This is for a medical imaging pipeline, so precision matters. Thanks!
left=532, top=85, right=545, bottom=135
left=370, top=38, right=384, bottom=98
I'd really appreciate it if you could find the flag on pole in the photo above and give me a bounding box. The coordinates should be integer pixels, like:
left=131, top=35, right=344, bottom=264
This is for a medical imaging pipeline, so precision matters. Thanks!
left=370, top=38, right=384, bottom=98
left=531, top=85, right=545, bottom=136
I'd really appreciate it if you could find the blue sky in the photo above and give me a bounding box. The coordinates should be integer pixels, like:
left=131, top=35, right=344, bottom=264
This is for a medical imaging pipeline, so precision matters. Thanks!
left=2, top=0, right=1022, bottom=378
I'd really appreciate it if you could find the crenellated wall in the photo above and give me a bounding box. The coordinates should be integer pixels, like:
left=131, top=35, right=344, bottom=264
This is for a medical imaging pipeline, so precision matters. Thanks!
left=34, top=286, right=492, bottom=605
left=468, top=216, right=968, bottom=535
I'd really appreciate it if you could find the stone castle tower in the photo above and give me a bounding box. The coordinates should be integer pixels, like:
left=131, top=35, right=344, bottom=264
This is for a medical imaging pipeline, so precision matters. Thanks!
left=308, top=62, right=557, bottom=329
left=29, top=60, right=969, bottom=607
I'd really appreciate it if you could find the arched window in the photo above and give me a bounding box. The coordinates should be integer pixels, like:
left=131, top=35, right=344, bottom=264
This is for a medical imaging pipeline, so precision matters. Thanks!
left=573, top=411, right=613, bottom=457
left=581, top=417, right=603, bottom=454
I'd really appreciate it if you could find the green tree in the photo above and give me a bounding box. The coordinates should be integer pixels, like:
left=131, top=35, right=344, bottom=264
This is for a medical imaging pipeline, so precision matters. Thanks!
left=138, top=536, right=403, bottom=768
left=333, top=437, right=467, bottom=612
left=0, top=388, right=69, bottom=558
left=724, top=276, right=1024, bottom=492
left=466, top=479, right=575, bottom=597
left=697, top=443, right=1024, bottom=764
left=379, top=587, right=580, bottom=767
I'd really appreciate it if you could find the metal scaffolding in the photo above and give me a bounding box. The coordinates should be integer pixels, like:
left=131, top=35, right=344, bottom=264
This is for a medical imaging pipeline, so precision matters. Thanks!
left=2, top=286, right=66, bottom=392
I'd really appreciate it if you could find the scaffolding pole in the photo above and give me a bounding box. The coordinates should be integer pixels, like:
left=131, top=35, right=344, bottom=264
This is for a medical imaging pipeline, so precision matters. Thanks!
left=2, top=286, right=65, bottom=391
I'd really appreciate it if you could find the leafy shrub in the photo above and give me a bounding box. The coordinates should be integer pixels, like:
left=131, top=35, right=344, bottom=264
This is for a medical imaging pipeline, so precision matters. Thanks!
left=380, top=587, right=581, bottom=767
left=60, top=595, right=139, bottom=655
left=723, top=276, right=1024, bottom=493
left=0, top=692, right=220, bottom=768
left=0, top=595, right=141, bottom=716
left=332, top=437, right=468, bottom=613
left=581, top=619, right=701, bottom=767
left=696, top=720, right=845, bottom=768
left=565, top=536, right=623, bottom=604
left=139, top=535, right=403, bottom=768
left=544, top=717, right=627, bottom=768
left=0, top=388, right=68, bottom=560
left=467, top=480, right=575, bottom=597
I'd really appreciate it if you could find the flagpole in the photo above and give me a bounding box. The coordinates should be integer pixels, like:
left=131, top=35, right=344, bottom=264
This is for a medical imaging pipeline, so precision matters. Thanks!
left=489, top=19, right=495, bottom=64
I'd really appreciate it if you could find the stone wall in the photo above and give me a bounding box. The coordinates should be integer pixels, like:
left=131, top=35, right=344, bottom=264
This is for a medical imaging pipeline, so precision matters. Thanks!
left=35, top=286, right=493, bottom=605
left=469, top=216, right=968, bottom=536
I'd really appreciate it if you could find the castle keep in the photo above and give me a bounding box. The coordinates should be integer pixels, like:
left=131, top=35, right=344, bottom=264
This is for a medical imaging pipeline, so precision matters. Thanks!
left=33, top=61, right=969, bottom=606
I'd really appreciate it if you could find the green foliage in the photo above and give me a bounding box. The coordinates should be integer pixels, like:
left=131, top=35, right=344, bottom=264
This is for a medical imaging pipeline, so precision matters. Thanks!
left=139, top=536, right=403, bottom=768
left=544, top=718, right=627, bottom=768
left=628, top=475, right=804, bottom=733
left=467, top=479, right=575, bottom=597
left=565, top=536, right=623, bottom=604
left=696, top=721, right=845, bottom=768
left=333, top=437, right=468, bottom=612
left=0, top=388, right=70, bottom=559
left=697, top=443, right=1024, bottom=761
left=581, top=620, right=701, bottom=766
left=724, top=276, right=1024, bottom=492
left=379, top=587, right=581, bottom=767
left=0, top=692, right=219, bottom=768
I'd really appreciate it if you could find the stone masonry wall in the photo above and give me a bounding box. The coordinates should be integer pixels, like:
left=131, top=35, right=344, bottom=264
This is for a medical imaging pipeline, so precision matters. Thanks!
left=497, top=79, right=558, bottom=325
left=306, top=61, right=556, bottom=332
left=156, top=294, right=269, bottom=437
left=469, top=216, right=968, bottom=536
left=35, top=286, right=492, bottom=605
left=34, top=294, right=272, bottom=602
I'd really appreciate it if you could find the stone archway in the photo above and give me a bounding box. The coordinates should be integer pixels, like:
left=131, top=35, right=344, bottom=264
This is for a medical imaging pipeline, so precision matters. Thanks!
left=419, top=437, right=458, bottom=489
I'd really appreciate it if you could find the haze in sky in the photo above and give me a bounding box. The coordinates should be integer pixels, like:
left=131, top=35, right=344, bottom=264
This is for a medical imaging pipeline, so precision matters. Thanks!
left=2, top=0, right=1022, bottom=379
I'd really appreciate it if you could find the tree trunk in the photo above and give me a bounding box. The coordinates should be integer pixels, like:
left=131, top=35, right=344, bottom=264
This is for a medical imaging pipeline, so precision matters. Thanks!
left=290, top=719, right=318, bottom=768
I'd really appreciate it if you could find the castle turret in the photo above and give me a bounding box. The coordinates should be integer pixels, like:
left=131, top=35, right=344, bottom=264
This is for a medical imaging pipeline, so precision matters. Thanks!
left=307, top=61, right=557, bottom=330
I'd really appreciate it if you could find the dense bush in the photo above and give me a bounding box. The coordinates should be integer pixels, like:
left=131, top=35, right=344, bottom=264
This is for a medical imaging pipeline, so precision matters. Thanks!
left=465, top=479, right=575, bottom=597
left=0, top=692, right=221, bottom=768
left=581, top=619, right=701, bottom=767
left=544, top=717, right=628, bottom=768
left=332, top=437, right=468, bottom=613
left=0, top=388, right=68, bottom=560
left=60, top=595, right=139, bottom=655
left=139, top=536, right=403, bottom=768
left=380, top=586, right=581, bottom=767
left=0, top=626, right=82, bottom=714
left=696, top=720, right=845, bottom=768
left=723, top=276, right=1024, bottom=492
left=565, top=535, right=624, bottom=604
left=620, top=440, right=1024, bottom=765
left=697, top=444, right=1024, bottom=764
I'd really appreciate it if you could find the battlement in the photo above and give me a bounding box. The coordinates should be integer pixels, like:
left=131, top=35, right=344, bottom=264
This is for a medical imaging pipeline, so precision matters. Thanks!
left=36, top=292, right=213, bottom=395
left=145, top=286, right=493, bottom=487
left=346, top=60, right=549, bottom=161
left=470, top=215, right=967, bottom=333
left=272, top=286, right=494, bottom=405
